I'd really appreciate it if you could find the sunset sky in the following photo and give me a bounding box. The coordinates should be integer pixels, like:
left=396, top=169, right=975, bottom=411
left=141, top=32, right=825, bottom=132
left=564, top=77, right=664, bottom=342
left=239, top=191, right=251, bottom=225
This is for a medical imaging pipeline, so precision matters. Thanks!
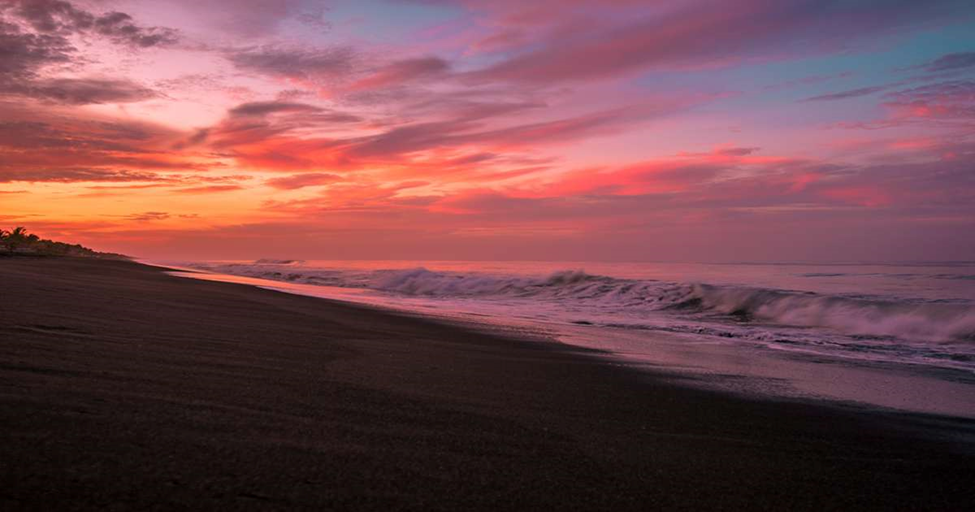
left=1, top=0, right=974, bottom=261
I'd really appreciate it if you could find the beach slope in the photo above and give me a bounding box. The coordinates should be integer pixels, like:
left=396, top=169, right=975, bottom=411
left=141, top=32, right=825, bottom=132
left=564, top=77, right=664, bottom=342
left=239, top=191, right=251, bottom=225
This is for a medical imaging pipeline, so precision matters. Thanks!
left=1, top=257, right=973, bottom=510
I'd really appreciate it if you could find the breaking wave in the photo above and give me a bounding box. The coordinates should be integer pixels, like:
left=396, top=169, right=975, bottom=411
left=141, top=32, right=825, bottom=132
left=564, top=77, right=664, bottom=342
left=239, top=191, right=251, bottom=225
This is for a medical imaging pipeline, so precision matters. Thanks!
left=190, top=263, right=975, bottom=344
left=682, top=284, right=975, bottom=342
left=253, top=258, right=305, bottom=265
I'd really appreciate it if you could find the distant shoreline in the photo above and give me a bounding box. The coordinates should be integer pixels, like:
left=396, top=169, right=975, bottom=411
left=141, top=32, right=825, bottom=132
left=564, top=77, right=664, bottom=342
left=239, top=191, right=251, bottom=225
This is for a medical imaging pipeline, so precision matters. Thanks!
left=2, top=256, right=974, bottom=509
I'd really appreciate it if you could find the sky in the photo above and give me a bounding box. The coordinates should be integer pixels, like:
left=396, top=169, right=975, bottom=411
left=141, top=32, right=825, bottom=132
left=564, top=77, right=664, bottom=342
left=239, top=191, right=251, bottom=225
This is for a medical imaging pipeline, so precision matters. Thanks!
left=1, top=0, right=974, bottom=262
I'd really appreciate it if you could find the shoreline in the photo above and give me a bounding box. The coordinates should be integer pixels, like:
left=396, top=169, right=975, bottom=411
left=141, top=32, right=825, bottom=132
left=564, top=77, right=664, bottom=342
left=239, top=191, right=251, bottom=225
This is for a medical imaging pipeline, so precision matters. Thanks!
left=2, top=257, right=974, bottom=509
left=163, top=262, right=975, bottom=420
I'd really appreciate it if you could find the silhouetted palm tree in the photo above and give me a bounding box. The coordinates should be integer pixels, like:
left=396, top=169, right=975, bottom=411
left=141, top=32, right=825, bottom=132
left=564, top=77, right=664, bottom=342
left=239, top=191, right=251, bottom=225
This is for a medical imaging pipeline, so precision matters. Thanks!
left=0, top=226, right=101, bottom=256
left=5, top=226, right=29, bottom=251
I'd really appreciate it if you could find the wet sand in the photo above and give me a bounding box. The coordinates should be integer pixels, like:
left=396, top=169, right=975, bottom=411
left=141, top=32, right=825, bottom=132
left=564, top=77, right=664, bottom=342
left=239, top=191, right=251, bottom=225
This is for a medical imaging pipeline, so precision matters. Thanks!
left=1, top=256, right=974, bottom=510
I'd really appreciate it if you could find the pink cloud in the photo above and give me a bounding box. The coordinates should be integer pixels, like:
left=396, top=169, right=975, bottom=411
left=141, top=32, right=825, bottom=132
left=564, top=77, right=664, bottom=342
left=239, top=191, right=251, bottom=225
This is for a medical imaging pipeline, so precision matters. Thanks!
left=462, top=0, right=966, bottom=84
left=265, top=173, right=342, bottom=190
left=349, top=57, right=450, bottom=91
left=882, top=80, right=975, bottom=120
left=3, top=0, right=973, bottom=261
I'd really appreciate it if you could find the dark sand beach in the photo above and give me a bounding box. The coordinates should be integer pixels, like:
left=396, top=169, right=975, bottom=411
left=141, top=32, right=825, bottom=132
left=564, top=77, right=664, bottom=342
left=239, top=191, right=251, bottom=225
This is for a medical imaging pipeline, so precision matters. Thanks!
left=1, top=256, right=974, bottom=510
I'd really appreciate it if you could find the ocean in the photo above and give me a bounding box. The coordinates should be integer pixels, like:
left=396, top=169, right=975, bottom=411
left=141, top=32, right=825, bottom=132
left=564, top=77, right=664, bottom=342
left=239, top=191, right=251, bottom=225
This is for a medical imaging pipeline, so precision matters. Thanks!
left=163, top=259, right=975, bottom=416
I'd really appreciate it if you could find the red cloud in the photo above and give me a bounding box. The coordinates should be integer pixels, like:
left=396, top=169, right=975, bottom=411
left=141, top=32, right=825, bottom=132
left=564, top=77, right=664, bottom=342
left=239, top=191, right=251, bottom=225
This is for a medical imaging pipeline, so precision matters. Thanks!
left=175, top=185, right=243, bottom=194
left=265, top=173, right=342, bottom=190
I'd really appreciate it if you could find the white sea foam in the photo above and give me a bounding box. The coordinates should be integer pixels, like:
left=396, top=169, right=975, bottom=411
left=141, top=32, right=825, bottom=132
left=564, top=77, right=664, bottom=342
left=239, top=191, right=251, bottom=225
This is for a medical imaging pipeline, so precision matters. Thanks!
left=686, top=284, right=975, bottom=342
left=183, top=260, right=975, bottom=371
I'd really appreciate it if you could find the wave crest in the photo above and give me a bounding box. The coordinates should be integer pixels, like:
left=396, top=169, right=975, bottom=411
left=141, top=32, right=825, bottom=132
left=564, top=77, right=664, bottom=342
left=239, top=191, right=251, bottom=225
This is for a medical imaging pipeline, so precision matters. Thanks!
left=186, top=262, right=975, bottom=343
left=253, top=258, right=305, bottom=265
left=688, top=284, right=975, bottom=342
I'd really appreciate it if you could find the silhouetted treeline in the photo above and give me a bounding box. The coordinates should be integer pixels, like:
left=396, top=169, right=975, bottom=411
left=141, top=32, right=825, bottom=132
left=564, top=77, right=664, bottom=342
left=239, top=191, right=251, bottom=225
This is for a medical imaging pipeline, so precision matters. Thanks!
left=0, top=227, right=122, bottom=258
